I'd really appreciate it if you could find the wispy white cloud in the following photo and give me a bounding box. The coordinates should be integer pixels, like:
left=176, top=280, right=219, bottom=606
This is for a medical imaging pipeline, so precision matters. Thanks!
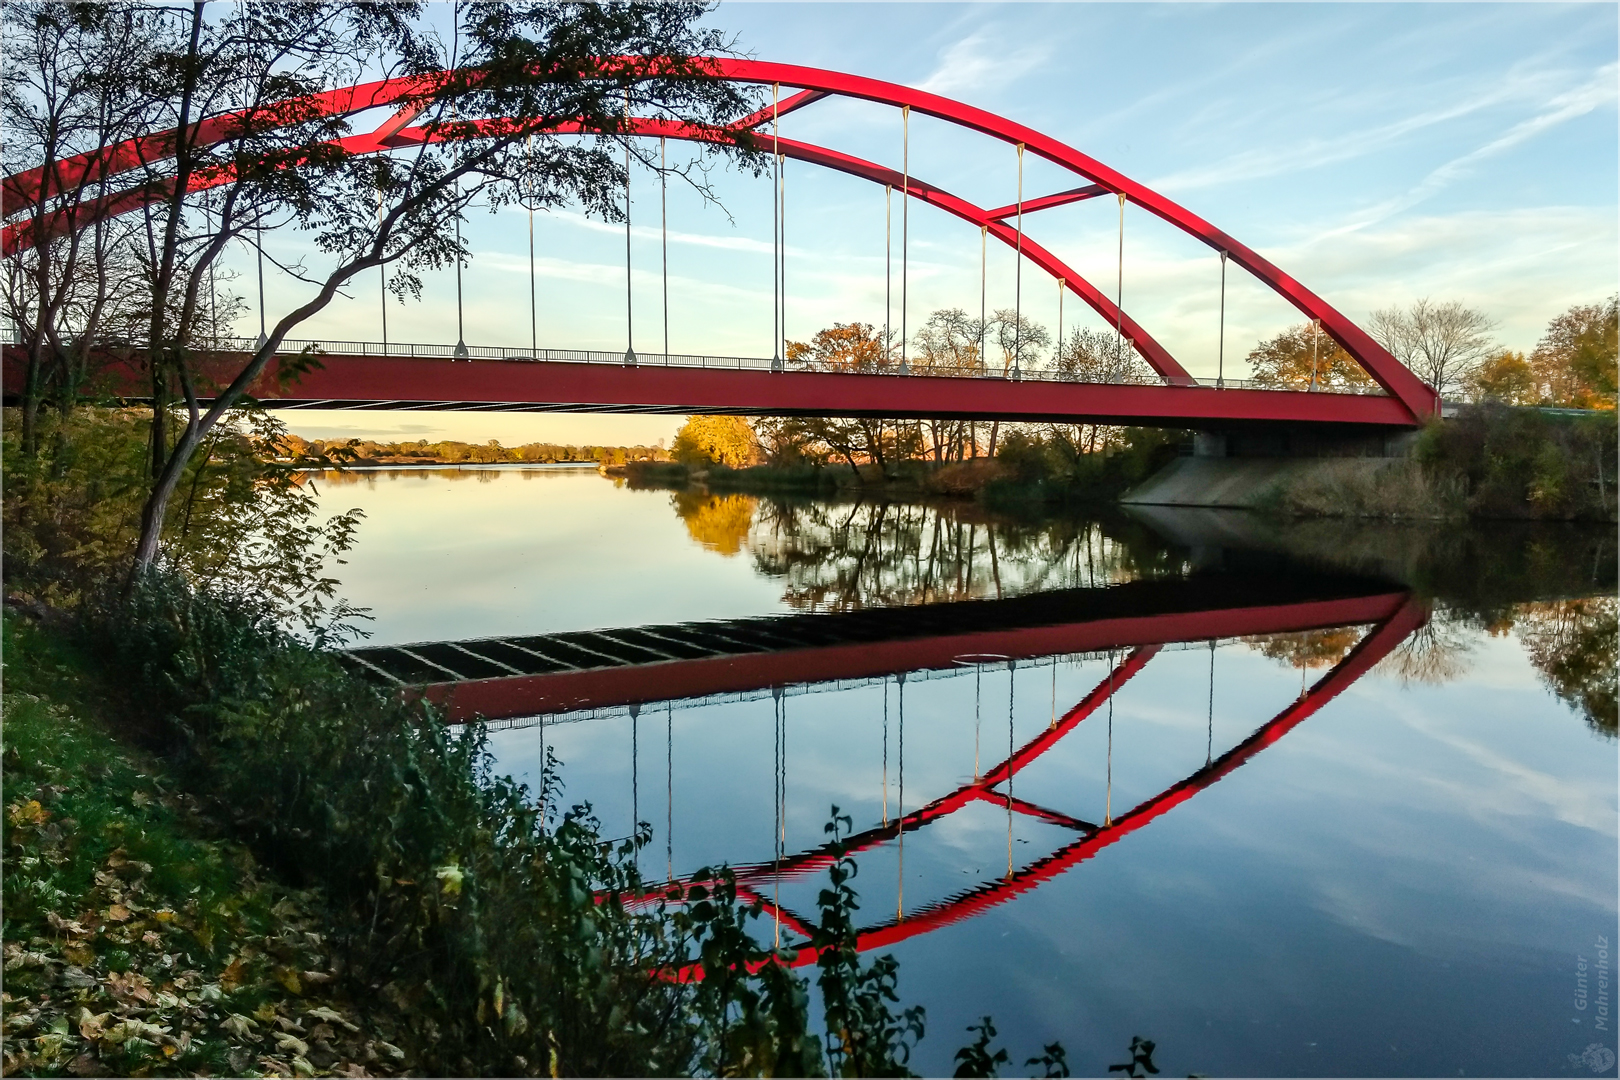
left=1149, top=61, right=1612, bottom=195
left=1323, top=62, right=1619, bottom=236
left=916, top=26, right=1052, bottom=98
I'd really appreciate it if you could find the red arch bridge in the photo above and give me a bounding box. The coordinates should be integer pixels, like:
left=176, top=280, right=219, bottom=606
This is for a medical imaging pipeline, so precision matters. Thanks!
left=4, top=59, right=1436, bottom=433
left=339, top=573, right=1428, bottom=964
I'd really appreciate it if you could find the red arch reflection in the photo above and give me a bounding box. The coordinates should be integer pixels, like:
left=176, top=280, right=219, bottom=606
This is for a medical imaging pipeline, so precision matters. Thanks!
left=638, top=596, right=1427, bottom=974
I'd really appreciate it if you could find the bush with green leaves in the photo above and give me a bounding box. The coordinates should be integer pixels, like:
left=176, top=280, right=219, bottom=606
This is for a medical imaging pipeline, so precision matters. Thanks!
left=83, top=570, right=1079, bottom=1076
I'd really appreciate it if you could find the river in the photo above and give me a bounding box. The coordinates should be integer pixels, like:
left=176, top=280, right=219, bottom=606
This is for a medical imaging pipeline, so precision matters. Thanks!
left=311, top=464, right=1618, bottom=1078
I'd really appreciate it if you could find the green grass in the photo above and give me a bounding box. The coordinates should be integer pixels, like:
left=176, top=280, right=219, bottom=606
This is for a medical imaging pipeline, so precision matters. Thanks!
left=2, top=614, right=406, bottom=1077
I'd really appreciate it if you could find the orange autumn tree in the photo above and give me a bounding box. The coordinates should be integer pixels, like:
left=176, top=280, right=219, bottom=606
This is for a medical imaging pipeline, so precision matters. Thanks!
left=1247, top=323, right=1374, bottom=391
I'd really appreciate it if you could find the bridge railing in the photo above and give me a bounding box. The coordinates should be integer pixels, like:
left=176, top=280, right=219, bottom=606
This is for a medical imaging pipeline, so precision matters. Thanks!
left=242, top=336, right=1396, bottom=396
left=1, top=326, right=1393, bottom=396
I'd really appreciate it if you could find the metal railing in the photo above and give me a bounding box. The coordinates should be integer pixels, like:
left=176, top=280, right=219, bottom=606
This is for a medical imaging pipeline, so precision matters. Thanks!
left=2, top=326, right=1392, bottom=396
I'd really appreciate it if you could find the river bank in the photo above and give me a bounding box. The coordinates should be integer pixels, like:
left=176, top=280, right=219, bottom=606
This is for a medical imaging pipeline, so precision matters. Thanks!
left=630, top=406, right=1617, bottom=523
left=3, top=574, right=995, bottom=1077
left=620, top=427, right=1180, bottom=509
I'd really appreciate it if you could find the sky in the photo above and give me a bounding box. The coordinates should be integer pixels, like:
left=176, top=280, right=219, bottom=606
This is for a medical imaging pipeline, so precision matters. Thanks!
left=246, top=2, right=1620, bottom=447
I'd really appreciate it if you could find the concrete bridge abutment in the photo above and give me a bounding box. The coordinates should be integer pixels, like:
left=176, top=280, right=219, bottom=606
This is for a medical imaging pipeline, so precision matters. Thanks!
left=1129, top=423, right=1425, bottom=509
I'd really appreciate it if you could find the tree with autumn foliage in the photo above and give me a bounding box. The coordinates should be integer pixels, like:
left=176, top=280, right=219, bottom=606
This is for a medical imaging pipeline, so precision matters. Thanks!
left=782, top=321, right=894, bottom=471
left=1246, top=322, right=1374, bottom=391
left=1530, top=296, right=1617, bottom=408
left=671, top=414, right=760, bottom=469
left=1466, top=349, right=1537, bottom=404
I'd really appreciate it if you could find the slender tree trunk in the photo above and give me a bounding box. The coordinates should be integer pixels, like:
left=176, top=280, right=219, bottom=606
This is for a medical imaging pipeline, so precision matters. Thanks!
left=988, top=420, right=1000, bottom=457
left=19, top=345, right=44, bottom=457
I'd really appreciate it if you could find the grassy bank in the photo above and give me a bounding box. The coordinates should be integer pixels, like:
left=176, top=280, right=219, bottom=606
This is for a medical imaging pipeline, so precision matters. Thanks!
left=2, top=614, right=407, bottom=1078
left=3, top=572, right=1082, bottom=1077
left=1262, top=405, right=1617, bottom=521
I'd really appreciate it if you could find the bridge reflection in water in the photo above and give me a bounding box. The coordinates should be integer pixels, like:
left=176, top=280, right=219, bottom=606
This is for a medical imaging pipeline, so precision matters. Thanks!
left=343, top=566, right=1430, bottom=962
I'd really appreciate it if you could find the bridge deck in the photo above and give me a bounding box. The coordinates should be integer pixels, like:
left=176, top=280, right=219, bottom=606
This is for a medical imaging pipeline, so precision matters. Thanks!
left=3, top=340, right=1422, bottom=428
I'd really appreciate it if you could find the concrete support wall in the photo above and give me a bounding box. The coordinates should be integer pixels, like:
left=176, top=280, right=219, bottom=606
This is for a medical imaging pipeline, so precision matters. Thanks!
left=1120, top=456, right=1397, bottom=509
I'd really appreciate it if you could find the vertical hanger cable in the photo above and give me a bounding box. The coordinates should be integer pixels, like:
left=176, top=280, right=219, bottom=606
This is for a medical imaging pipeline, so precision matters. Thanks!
left=885, top=185, right=892, bottom=368
left=896, top=672, right=906, bottom=921
left=661, top=136, right=669, bottom=363
left=526, top=136, right=536, bottom=355
left=882, top=678, right=889, bottom=825
left=900, top=106, right=910, bottom=374
left=979, top=225, right=987, bottom=375
left=1055, top=278, right=1064, bottom=377
left=255, top=222, right=267, bottom=349
left=1006, top=659, right=1015, bottom=877
left=1013, top=144, right=1024, bottom=379
left=666, top=702, right=673, bottom=883
left=1207, top=640, right=1216, bottom=765
left=1115, top=194, right=1125, bottom=355
left=1217, top=251, right=1228, bottom=388
left=771, top=84, right=781, bottom=371
left=453, top=180, right=467, bottom=359
left=622, top=90, right=635, bottom=366
left=1106, top=651, right=1115, bottom=826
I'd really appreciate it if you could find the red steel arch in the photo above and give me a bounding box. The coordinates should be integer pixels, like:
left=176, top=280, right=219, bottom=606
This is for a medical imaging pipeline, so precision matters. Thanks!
left=1, top=57, right=1434, bottom=421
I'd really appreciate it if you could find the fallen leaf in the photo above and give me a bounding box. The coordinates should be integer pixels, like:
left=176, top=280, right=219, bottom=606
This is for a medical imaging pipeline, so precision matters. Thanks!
left=77, top=1010, right=111, bottom=1041
left=273, top=1033, right=310, bottom=1057
left=103, top=905, right=131, bottom=923
left=219, top=956, right=246, bottom=992
left=219, top=1014, right=256, bottom=1039
left=273, top=966, right=302, bottom=995
left=9, top=800, right=50, bottom=826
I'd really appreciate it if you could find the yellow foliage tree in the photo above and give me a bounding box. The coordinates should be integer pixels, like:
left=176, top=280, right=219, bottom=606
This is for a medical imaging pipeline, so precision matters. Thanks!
left=1467, top=349, right=1537, bottom=404
left=671, top=415, right=761, bottom=469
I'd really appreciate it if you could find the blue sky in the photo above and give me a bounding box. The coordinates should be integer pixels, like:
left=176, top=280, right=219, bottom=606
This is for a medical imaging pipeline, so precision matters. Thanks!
left=266, top=2, right=1619, bottom=446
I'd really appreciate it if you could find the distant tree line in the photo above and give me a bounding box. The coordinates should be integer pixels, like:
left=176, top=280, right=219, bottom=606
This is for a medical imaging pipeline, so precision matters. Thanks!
left=283, top=435, right=670, bottom=467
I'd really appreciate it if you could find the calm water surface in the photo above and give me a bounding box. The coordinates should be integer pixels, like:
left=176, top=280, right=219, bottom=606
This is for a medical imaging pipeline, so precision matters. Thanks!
left=315, top=466, right=1618, bottom=1077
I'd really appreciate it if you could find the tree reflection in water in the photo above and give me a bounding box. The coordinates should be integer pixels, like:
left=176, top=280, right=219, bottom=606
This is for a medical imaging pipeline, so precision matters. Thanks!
left=1510, top=597, right=1617, bottom=736
left=668, top=494, right=1187, bottom=612
left=666, top=491, right=1615, bottom=733
left=670, top=491, right=758, bottom=556
left=1243, top=600, right=1616, bottom=735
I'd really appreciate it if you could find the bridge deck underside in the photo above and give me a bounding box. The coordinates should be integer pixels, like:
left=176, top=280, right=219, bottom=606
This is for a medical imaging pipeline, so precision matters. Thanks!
left=342, top=573, right=1412, bottom=721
